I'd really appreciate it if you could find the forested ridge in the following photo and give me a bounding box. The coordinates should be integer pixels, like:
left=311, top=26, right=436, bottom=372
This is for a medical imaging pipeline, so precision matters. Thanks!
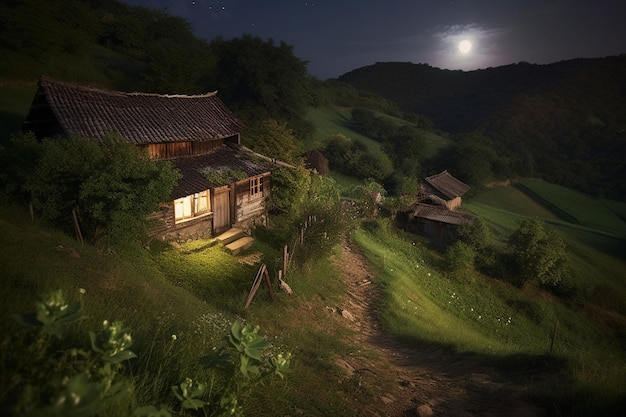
left=339, top=59, right=626, bottom=199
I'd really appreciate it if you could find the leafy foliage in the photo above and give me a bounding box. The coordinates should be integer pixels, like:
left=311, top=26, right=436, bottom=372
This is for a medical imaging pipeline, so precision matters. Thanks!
left=6, top=291, right=290, bottom=417
left=210, top=35, right=313, bottom=137
left=445, top=241, right=476, bottom=272
left=323, top=134, right=393, bottom=181
left=243, top=119, right=299, bottom=163
left=269, top=164, right=345, bottom=261
left=11, top=135, right=180, bottom=245
left=7, top=290, right=135, bottom=417
left=12, top=289, right=85, bottom=339
left=205, top=169, right=248, bottom=186
left=509, top=218, right=570, bottom=287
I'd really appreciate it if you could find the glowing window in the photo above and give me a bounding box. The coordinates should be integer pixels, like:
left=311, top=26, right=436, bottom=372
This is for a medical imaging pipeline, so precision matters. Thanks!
left=174, top=190, right=211, bottom=223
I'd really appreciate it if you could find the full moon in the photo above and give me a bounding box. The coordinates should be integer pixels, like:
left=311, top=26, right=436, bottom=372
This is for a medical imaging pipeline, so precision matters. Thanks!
left=459, top=40, right=472, bottom=54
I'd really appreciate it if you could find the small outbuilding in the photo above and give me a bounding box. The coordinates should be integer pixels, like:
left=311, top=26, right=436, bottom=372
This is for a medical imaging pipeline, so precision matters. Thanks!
left=403, top=170, right=475, bottom=245
left=418, top=170, right=470, bottom=210
left=22, top=76, right=280, bottom=241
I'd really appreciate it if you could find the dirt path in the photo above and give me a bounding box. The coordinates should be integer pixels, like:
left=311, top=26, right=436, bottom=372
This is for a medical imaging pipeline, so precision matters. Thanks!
left=335, top=240, right=546, bottom=417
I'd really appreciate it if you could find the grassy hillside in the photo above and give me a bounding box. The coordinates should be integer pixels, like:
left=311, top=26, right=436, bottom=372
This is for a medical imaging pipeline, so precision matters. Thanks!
left=353, top=178, right=626, bottom=416
left=305, top=106, right=451, bottom=157
left=0, top=204, right=389, bottom=416
left=2, top=108, right=625, bottom=416
left=465, top=181, right=626, bottom=313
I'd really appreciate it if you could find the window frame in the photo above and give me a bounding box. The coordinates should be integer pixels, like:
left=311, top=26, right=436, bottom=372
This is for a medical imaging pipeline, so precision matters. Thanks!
left=174, top=189, right=211, bottom=223
left=249, top=176, right=264, bottom=200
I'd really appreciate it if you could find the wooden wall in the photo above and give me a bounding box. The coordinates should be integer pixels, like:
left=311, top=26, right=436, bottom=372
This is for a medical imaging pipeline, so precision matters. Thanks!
left=141, top=134, right=240, bottom=160
left=234, top=174, right=271, bottom=224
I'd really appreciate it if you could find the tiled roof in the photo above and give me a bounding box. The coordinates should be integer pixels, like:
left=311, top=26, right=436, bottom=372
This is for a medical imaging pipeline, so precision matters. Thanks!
left=408, top=203, right=475, bottom=226
left=29, top=76, right=245, bottom=145
left=170, top=144, right=279, bottom=199
left=423, top=170, right=470, bottom=200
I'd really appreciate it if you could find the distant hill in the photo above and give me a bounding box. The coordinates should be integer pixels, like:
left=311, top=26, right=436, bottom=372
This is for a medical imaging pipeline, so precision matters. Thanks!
left=338, top=57, right=626, bottom=134
left=338, top=57, right=626, bottom=199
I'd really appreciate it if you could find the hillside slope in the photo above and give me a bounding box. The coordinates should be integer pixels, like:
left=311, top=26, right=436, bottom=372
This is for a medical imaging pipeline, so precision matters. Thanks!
left=339, top=58, right=626, bottom=199
left=338, top=57, right=626, bottom=134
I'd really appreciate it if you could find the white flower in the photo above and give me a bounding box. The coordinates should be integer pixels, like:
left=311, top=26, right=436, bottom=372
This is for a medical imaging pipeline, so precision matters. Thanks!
left=171, top=334, right=177, bottom=341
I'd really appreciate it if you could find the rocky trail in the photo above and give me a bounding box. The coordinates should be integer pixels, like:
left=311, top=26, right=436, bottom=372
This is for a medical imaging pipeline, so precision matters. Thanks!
left=334, top=240, right=546, bottom=417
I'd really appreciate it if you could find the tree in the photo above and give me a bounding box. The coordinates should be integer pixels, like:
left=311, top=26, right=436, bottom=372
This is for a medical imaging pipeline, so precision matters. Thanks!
left=210, top=35, right=312, bottom=137
left=269, top=164, right=312, bottom=218
left=455, top=217, right=489, bottom=251
left=24, top=136, right=180, bottom=245
left=323, top=134, right=393, bottom=181
left=509, top=218, right=569, bottom=287
left=79, top=137, right=180, bottom=245
left=382, top=125, right=425, bottom=178
left=0, top=132, right=42, bottom=203
left=242, top=119, right=298, bottom=163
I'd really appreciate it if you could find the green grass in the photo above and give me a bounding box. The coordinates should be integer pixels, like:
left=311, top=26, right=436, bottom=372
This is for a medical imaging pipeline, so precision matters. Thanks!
left=518, top=179, right=626, bottom=237
left=352, top=218, right=626, bottom=416
left=467, top=184, right=561, bottom=220
left=305, top=106, right=382, bottom=151
left=0, top=204, right=388, bottom=416
left=304, top=105, right=451, bottom=158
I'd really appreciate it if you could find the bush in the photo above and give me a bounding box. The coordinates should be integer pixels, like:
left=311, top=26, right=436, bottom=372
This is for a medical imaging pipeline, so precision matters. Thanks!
left=22, top=135, right=180, bottom=246
left=509, top=218, right=569, bottom=287
left=323, top=134, right=393, bottom=181
left=445, top=241, right=476, bottom=272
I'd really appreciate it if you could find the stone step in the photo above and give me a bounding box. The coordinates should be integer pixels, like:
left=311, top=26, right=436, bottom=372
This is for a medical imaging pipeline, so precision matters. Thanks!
left=225, top=236, right=254, bottom=255
left=215, top=227, right=244, bottom=245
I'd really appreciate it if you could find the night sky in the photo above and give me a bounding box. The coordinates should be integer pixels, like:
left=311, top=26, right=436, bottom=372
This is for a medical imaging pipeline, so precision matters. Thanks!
left=121, top=0, right=626, bottom=79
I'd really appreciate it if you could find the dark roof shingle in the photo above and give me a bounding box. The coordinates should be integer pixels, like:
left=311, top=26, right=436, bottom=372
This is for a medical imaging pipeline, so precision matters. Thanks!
left=28, top=76, right=245, bottom=145
left=409, top=203, right=476, bottom=226
left=423, top=170, right=470, bottom=200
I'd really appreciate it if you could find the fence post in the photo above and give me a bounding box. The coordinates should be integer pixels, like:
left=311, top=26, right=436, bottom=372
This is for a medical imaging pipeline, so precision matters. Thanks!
left=550, top=319, right=559, bottom=353
left=283, top=245, right=288, bottom=274
left=72, top=207, right=84, bottom=245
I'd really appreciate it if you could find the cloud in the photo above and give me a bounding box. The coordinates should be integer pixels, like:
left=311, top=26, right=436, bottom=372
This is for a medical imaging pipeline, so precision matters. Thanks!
left=429, top=23, right=507, bottom=69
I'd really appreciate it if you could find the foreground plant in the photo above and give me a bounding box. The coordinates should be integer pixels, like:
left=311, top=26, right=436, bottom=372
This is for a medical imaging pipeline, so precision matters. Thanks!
left=6, top=289, right=135, bottom=416
left=6, top=291, right=291, bottom=417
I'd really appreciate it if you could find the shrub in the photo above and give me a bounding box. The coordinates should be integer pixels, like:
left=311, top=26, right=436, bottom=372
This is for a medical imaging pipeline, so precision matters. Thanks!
left=445, top=241, right=476, bottom=272
left=20, top=135, right=180, bottom=245
left=509, top=218, right=570, bottom=287
left=322, top=134, right=393, bottom=181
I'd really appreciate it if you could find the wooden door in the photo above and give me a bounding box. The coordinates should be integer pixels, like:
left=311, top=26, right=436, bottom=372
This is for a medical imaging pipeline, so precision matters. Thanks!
left=213, top=186, right=231, bottom=234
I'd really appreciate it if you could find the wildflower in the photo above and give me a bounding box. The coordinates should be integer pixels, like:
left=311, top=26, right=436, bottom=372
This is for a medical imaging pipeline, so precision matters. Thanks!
left=171, top=334, right=177, bottom=341
left=79, top=288, right=87, bottom=295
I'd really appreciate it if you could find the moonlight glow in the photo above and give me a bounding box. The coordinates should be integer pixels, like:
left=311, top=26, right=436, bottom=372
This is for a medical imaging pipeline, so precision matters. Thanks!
left=459, top=40, right=472, bottom=54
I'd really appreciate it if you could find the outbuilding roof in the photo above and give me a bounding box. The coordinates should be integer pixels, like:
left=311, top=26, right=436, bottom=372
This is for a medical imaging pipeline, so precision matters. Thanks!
left=408, top=203, right=476, bottom=226
left=422, top=170, right=470, bottom=200
left=22, top=76, right=245, bottom=145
